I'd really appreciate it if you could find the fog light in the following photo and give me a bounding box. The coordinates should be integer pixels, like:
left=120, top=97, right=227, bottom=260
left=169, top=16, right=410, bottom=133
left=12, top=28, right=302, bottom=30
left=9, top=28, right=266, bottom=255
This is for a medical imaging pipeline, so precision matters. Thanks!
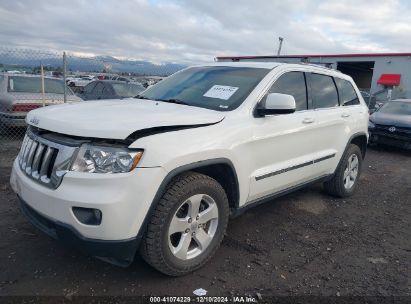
left=72, top=207, right=102, bottom=225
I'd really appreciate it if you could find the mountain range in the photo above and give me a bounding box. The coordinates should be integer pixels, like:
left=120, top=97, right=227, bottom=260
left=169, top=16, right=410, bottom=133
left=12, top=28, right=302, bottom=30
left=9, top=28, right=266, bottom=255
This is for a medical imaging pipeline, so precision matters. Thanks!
left=0, top=49, right=186, bottom=76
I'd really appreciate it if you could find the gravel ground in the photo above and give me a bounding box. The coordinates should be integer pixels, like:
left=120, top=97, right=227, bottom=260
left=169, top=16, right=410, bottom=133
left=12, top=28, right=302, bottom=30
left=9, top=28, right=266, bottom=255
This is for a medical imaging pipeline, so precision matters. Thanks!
left=0, top=141, right=410, bottom=298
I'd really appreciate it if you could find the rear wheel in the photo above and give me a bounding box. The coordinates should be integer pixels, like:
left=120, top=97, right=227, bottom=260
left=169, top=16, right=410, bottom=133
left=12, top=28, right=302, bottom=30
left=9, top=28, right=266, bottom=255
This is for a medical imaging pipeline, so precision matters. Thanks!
left=141, top=172, right=229, bottom=276
left=324, top=144, right=362, bottom=197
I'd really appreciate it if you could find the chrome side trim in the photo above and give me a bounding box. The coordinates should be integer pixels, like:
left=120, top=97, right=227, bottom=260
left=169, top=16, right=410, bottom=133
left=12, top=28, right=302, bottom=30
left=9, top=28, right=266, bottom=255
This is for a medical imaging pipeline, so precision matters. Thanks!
left=255, top=153, right=336, bottom=181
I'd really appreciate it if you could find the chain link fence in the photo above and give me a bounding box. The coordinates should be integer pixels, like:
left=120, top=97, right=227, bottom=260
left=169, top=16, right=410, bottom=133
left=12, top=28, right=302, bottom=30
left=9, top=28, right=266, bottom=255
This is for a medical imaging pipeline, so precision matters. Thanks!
left=0, top=47, right=185, bottom=159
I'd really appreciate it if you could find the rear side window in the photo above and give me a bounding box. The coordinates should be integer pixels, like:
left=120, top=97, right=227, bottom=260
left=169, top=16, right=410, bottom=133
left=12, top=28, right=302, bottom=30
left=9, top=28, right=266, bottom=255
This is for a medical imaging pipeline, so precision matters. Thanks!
left=309, top=74, right=339, bottom=109
left=335, top=78, right=360, bottom=106
left=267, top=72, right=307, bottom=111
left=8, top=76, right=66, bottom=94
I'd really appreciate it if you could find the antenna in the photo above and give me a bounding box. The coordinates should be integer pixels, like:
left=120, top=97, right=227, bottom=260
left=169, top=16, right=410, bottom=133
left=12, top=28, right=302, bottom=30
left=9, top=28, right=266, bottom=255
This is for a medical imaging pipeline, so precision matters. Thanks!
left=277, top=37, right=284, bottom=56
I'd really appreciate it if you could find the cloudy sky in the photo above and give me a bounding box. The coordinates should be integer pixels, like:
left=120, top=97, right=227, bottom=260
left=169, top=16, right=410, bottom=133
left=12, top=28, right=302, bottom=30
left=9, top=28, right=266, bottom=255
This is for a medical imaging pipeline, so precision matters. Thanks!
left=0, top=0, right=410, bottom=63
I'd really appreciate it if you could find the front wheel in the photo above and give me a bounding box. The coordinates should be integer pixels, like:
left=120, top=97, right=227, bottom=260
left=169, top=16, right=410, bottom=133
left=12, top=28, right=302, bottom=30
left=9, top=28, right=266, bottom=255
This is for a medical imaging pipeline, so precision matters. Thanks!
left=324, top=144, right=363, bottom=198
left=141, top=172, right=229, bottom=276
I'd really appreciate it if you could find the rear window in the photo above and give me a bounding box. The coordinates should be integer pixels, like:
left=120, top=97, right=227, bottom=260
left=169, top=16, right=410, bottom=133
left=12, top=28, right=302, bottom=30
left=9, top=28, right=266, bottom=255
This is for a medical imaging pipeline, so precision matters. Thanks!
left=8, top=76, right=67, bottom=94
left=310, top=74, right=339, bottom=109
left=335, top=78, right=360, bottom=106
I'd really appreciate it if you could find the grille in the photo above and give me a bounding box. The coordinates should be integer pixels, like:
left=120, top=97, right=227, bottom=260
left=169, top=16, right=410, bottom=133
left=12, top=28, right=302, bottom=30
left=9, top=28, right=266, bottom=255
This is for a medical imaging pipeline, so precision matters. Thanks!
left=374, top=124, right=411, bottom=137
left=18, top=130, right=78, bottom=189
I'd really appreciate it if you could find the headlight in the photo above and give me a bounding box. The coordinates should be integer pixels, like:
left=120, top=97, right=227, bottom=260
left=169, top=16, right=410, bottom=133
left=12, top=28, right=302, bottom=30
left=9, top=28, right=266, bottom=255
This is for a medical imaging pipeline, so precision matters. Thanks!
left=368, top=120, right=375, bottom=129
left=71, top=144, right=143, bottom=173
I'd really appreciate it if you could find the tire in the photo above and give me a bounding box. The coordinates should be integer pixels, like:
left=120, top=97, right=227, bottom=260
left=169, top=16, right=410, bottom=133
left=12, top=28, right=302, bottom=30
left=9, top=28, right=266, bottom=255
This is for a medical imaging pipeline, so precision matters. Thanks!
left=141, top=171, right=229, bottom=276
left=324, top=144, right=362, bottom=198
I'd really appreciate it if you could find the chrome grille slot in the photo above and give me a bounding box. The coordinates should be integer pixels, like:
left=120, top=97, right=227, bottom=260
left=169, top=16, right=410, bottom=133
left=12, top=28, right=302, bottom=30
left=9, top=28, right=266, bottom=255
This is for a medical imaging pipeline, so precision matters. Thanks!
left=31, top=143, right=45, bottom=179
left=25, top=140, right=38, bottom=175
left=17, top=130, right=78, bottom=189
left=39, top=147, right=54, bottom=180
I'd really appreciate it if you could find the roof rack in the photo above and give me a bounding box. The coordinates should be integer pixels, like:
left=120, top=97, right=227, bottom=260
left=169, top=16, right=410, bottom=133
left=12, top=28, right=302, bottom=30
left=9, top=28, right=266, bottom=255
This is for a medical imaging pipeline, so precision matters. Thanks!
left=299, top=62, right=339, bottom=71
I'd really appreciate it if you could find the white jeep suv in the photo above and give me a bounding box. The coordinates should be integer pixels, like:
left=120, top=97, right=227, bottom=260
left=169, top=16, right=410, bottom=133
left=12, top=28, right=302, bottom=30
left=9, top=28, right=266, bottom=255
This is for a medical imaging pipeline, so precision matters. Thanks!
left=10, top=62, right=368, bottom=276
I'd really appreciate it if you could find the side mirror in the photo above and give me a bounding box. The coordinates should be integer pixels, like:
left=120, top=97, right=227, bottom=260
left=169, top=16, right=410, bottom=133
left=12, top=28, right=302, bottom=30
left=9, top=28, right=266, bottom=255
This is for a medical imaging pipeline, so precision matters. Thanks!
left=256, top=93, right=296, bottom=116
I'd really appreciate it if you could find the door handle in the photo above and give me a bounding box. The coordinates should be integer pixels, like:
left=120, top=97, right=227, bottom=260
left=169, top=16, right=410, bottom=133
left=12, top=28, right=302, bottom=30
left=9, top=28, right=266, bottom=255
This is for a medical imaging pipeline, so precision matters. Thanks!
left=302, top=117, right=315, bottom=124
left=341, top=113, right=350, bottom=118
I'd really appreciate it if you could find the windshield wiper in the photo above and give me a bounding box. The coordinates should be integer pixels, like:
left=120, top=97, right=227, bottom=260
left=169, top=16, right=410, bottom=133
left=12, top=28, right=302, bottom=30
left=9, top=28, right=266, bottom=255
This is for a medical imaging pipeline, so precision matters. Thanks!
left=134, top=94, right=151, bottom=100
left=155, top=98, right=189, bottom=105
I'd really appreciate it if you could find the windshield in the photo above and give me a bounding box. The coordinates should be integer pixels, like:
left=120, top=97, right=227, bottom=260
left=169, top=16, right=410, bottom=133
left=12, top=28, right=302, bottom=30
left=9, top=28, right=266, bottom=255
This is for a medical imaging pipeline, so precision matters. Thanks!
left=8, top=76, right=70, bottom=94
left=112, top=83, right=145, bottom=97
left=137, top=66, right=269, bottom=111
left=378, top=101, right=411, bottom=115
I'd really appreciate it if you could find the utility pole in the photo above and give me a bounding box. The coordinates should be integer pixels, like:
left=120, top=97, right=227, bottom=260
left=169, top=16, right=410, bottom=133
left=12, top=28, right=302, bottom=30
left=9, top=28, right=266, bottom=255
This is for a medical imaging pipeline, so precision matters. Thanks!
left=277, top=37, right=284, bottom=56
left=40, top=63, right=45, bottom=107
left=63, top=52, right=67, bottom=103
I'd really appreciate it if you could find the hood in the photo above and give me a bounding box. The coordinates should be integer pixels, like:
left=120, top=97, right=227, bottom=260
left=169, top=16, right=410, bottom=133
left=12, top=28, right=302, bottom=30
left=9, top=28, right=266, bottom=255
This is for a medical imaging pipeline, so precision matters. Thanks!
left=26, top=99, right=225, bottom=140
left=370, top=111, right=411, bottom=128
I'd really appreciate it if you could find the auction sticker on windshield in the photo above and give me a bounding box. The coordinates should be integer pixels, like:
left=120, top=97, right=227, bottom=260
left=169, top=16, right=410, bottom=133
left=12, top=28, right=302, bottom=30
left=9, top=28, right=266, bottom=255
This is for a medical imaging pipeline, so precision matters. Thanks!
left=203, top=85, right=239, bottom=100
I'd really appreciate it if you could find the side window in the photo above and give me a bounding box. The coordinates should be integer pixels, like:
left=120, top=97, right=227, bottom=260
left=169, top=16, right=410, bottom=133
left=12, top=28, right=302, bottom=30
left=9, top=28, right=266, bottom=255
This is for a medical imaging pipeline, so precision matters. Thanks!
left=310, top=73, right=339, bottom=109
left=92, top=82, right=105, bottom=96
left=267, top=72, right=307, bottom=111
left=102, top=83, right=113, bottom=96
left=84, top=82, right=96, bottom=94
left=335, top=78, right=360, bottom=106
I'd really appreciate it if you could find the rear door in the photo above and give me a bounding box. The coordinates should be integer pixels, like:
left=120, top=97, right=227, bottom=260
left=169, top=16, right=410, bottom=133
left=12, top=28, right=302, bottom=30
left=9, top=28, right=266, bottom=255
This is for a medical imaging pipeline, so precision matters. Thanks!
left=248, top=71, right=320, bottom=201
left=307, top=73, right=349, bottom=176
left=335, top=77, right=365, bottom=132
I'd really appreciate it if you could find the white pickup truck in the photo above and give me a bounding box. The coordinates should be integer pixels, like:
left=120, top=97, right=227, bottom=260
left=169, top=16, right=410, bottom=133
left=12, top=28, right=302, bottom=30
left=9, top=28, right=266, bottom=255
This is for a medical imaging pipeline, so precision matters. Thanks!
left=10, top=62, right=368, bottom=276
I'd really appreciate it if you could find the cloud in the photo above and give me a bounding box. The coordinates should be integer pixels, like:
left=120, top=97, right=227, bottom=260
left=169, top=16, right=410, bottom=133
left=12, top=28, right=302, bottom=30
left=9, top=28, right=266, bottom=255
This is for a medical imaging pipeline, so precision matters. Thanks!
left=0, top=0, right=410, bottom=64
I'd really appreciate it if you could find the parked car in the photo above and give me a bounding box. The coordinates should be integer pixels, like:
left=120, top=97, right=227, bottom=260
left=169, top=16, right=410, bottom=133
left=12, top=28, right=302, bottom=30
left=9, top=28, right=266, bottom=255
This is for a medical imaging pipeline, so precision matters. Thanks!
left=110, top=76, right=130, bottom=82
left=368, top=99, right=411, bottom=149
left=67, top=75, right=96, bottom=87
left=0, top=73, right=82, bottom=127
left=80, top=80, right=145, bottom=100
left=11, top=63, right=368, bottom=276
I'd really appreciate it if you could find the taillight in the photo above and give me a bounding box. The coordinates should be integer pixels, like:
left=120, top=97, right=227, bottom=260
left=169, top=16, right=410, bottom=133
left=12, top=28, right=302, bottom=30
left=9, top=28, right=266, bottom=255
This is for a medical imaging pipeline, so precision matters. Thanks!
left=11, top=104, right=42, bottom=112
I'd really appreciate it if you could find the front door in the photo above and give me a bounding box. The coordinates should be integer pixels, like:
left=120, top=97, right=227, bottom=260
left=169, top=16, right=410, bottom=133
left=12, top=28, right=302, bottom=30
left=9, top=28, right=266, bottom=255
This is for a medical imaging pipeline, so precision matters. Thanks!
left=247, top=71, right=320, bottom=202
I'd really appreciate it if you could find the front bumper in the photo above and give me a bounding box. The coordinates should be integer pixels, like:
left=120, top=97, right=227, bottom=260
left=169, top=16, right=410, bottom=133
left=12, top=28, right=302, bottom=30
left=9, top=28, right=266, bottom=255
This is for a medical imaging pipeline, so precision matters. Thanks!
left=19, top=197, right=138, bottom=266
left=10, top=158, right=167, bottom=264
left=369, top=129, right=411, bottom=149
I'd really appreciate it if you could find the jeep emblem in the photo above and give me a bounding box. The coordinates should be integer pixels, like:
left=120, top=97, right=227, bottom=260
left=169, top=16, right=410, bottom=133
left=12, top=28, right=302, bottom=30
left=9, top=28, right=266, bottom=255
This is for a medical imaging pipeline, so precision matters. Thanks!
left=30, top=117, right=40, bottom=125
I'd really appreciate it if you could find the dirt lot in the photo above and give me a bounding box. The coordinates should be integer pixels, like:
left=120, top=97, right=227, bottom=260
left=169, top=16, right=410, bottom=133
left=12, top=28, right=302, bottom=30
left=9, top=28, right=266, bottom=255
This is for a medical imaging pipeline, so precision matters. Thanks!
left=0, top=140, right=410, bottom=298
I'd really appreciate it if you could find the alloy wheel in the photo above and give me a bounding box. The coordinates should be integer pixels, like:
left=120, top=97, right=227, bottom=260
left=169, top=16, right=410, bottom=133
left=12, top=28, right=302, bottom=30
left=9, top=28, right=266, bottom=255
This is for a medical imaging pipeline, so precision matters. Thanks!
left=168, top=194, right=219, bottom=260
left=343, top=154, right=359, bottom=189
